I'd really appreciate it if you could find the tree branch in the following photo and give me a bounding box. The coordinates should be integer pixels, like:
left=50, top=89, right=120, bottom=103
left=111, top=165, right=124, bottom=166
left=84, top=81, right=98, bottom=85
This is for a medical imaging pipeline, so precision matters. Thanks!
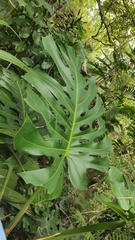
left=96, top=0, right=112, bottom=44
left=91, top=36, right=112, bottom=46
left=92, top=22, right=103, bottom=38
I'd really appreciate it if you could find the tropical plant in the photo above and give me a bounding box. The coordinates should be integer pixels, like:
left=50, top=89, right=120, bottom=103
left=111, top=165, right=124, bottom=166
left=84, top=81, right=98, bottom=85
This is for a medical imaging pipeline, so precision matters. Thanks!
left=1, top=34, right=112, bottom=192
left=0, top=2, right=96, bottom=237
left=0, top=1, right=135, bottom=238
left=0, top=34, right=113, bottom=237
left=33, top=166, right=135, bottom=239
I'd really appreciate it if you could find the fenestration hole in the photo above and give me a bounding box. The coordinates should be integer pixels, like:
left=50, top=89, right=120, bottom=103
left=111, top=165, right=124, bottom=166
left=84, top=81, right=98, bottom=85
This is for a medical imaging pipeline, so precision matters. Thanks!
left=60, top=104, right=70, bottom=117
left=80, top=125, right=90, bottom=131
left=57, top=123, right=65, bottom=132
left=80, top=112, right=86, bottom=117
left=63, top=91, right=71, bottom=99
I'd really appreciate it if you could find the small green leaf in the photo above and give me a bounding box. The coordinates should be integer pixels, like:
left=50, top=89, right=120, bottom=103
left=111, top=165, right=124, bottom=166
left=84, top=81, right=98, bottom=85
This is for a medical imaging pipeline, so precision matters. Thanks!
left=26, top=2, right=35, bottom=17
left=106, top=167, right=135, bottom=212
left=17, top=0, right=27, bottom=7
left=21, top=57, right=34, bottom=67
left=95, top=194, right=129, bottom=220
left=36, top=0, right=52, bottom=14
left=15, top=41, right=26, bottom=52
left=124, top=175, right=135, bottom=214
left=41, top=60, right=52, bottom=69
left=19, top=26, right=32, bottom=38
left=32, top=30, right=41, bottom=45
left=0, top=20, right=20, bottom=40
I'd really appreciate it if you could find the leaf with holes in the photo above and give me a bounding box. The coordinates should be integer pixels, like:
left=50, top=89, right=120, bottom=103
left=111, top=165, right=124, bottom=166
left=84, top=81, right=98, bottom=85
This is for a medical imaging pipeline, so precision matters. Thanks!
left=0, top=35, right=112, bottom=198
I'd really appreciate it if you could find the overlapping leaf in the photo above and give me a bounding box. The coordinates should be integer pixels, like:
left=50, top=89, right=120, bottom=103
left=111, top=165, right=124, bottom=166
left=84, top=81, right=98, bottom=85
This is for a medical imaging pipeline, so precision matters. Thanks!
left=12, top=35, right=112, bottom=196
left=0, top=66, right=46, bottom=143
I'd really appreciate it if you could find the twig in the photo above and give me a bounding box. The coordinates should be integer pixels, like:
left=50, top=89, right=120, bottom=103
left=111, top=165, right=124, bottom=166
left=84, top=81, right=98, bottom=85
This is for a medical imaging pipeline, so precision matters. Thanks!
left=91, top=36, right=112, bottom=46
left=92, top=22, right=103, bottom=38
left=96, top=0, right=112, bottom=44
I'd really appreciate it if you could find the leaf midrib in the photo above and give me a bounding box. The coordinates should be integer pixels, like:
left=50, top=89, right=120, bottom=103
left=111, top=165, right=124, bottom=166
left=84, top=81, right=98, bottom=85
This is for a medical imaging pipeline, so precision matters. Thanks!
left=65, top=64, right=78, bottom=157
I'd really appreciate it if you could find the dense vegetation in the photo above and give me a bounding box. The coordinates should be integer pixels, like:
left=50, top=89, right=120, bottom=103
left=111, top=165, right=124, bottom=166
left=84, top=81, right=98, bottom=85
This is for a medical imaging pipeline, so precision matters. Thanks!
left=0, top=0, right=135, bottom=239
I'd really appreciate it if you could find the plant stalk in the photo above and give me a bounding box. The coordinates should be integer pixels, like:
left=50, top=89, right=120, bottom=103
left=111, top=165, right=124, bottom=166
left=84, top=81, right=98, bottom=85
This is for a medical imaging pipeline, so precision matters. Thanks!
left=0, top=165, right=13, bottom=201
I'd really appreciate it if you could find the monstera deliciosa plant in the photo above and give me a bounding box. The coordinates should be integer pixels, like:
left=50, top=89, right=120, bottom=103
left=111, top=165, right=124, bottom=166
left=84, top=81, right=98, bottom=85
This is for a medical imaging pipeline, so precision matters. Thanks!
left=0, top=35, right=112, bottom=199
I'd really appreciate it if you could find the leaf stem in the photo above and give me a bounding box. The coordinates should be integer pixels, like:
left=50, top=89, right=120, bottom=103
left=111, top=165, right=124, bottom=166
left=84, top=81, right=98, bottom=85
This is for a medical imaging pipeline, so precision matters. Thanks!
left=0, top=165, right=13, bottom=201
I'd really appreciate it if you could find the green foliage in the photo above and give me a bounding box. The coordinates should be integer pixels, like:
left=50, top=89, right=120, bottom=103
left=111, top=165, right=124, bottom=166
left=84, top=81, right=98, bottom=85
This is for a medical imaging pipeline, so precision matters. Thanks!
left=96, top=166, right=135, bottom=222
left=0, top=65, right=47, bottom=144
left=2, top=33, right=134, bottom=239
left=0, top=14, right=112, bottom=235
left=0, top=0, right=87, bottom=70
left=0, top=35, right=112, bottom=199
left=88, top=0, right=135, bottom=48
left=34, top=219, right=125, bottom=240
left=0, top=1, right=135, bottom=239
left=89, top=47, right=135, bottom=160
left=0, top=2, right=94, bottom=238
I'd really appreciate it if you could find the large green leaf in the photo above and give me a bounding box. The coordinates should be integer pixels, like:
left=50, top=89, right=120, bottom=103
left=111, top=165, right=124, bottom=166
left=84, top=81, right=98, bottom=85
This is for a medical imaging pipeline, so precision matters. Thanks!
left=12, top=35, right=112, bottom=197
left=0, top=35, right=112, bottom=197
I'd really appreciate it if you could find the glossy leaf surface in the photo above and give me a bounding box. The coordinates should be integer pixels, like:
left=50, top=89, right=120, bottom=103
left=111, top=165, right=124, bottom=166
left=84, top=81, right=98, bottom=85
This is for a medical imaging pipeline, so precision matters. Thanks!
left=0, top=35, right=112, bottom=197
left=13, top=36, right=112, bottom=196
